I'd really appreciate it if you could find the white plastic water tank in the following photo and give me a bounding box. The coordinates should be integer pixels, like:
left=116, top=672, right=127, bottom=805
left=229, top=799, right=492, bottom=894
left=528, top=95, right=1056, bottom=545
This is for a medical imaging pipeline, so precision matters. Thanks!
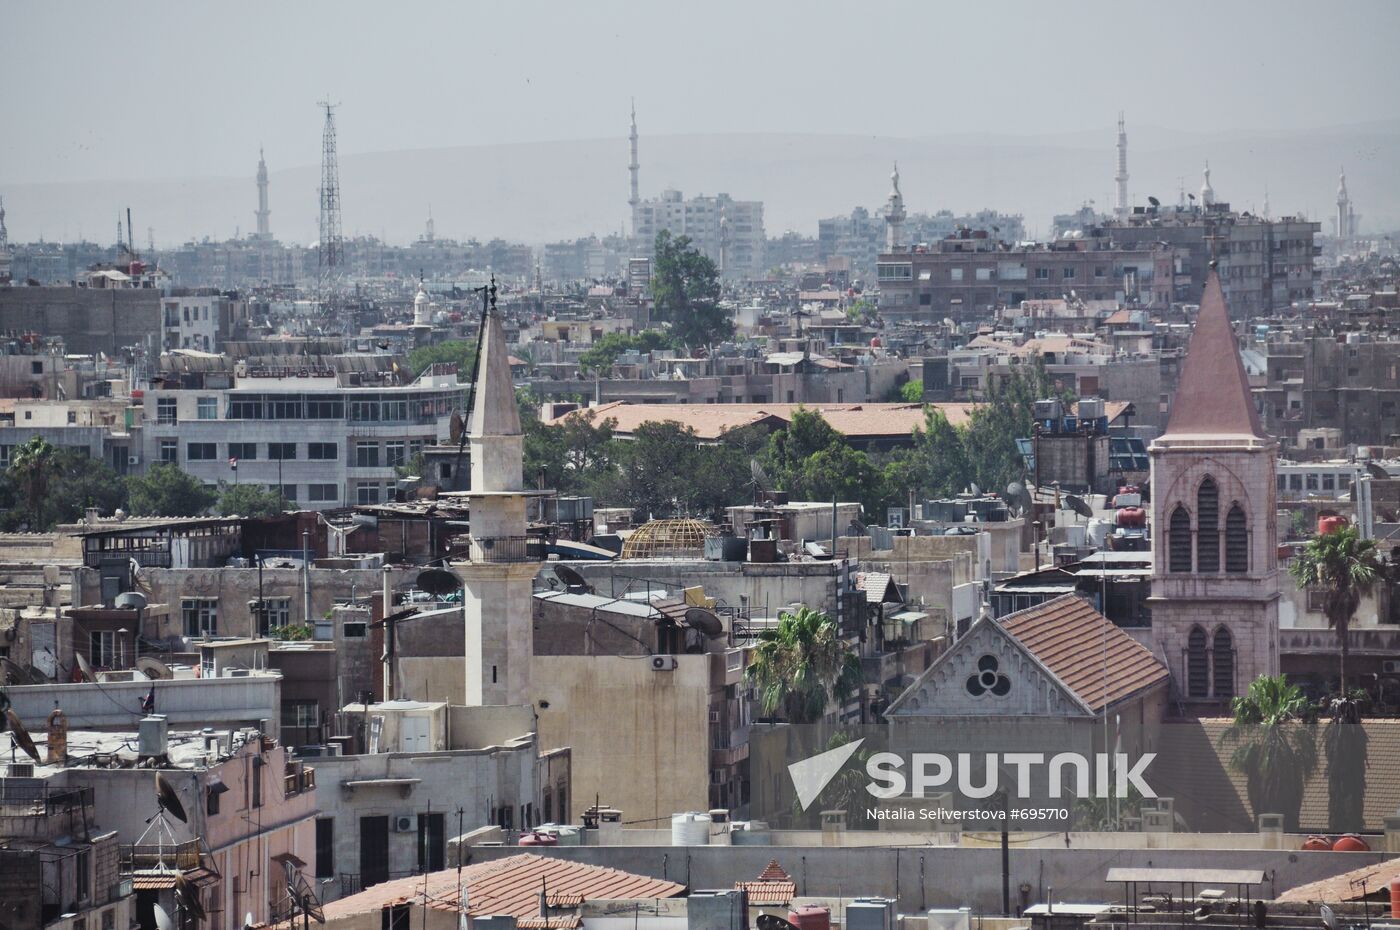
left=1087, top=518, right=1112, bottom=548
left=671, top=811, right=711, bottom=846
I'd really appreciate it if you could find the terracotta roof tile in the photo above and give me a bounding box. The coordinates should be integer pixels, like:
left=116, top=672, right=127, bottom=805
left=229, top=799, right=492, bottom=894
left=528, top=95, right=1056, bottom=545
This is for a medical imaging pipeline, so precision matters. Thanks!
left=1276, top=856, right=1400, bottom=903
left=757, top=859, right=791, bottom=882
left=1162, top=271, right=1266, bottom=439
left=999, top=594, right=1169, bottom=713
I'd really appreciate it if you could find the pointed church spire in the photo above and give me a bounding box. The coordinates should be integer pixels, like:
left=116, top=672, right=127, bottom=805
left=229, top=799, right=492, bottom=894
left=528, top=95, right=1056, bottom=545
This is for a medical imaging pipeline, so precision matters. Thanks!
left=1162, top=269, right=1265, bottom=439
left=470, top=299, right=521, bottom=442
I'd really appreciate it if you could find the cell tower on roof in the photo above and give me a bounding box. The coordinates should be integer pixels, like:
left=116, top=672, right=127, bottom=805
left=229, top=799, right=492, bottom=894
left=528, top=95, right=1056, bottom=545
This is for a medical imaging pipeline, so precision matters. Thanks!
left=317, top=99, right=343, bottom=289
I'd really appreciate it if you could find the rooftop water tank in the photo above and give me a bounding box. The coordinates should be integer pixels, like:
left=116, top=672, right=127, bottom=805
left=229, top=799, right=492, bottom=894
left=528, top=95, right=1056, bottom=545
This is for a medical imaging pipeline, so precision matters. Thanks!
left=671, top=811, right=711, bottom=846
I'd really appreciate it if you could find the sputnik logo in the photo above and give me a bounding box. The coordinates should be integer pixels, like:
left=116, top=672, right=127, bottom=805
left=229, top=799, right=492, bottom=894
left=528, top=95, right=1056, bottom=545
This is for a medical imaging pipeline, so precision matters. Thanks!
left=788, top=738, right=865, bottom=812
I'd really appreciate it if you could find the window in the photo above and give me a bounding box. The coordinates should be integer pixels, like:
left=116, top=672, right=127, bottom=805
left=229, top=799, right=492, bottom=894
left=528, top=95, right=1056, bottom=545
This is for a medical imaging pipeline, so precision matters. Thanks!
left=385, top=441, right=406, bottom=468
left=182, top=598, right=218, bottom=637
left=1289, top=474, right=1303, bottom=491
left=306, top=398, right=344, bottom=419
left=196, top=397, right=217, bottom=420
left=316, top=819, right=335, bottom=879
left=1322, top=473, right=1336, bottom=492
left=382, top=904, right=411, bottom=930
left=76, top=848, right=90, bottom=902
left=0, top=446, right=10, bottom=470
left=343, top=621, right=367, bottom=638
left=1187, top=626, right=1209, bottom=697
left=282, top=700, right=319, bottom=730
left=308, top=442, right=338, bottom=461
left=1169, top=505, right=1192, bottom=573
left=1034, top=267, right=1051, bottom=280
left=1225, top=505, right=1248, bottom=573
left=268, top=442, right=297, bottom=461
left=975, top=267, right=992, bottom=281
left=31, top=361, right=43, bottom=375
left=350, top=401, right=380, bottom=422
left=876, top=262, right=913, bottom=282
left=1196, top=477, right=1219, bottom=573
left=102, top=910, right=115, bottom=930
left=157, top=397, right=178, bottom=424
left=261, top=597, right=291, bottom=635
left=417, top=812, right=445, bottom=873
left=228, top=398, right=264, bottom=419
left=950, top=268, right=964, bottom=282
left=269, top=397, right=303, bottom=419
left=1305, top=472, right=1319, bottom=491
left=89, top=630, right=116, bottom=667
left=206, top=778, right=226, bottom=815
left=409, top=439, right=425, bottom=458
left=382, top=401, right=408, bottom=422
left=355, top=442, right=380, bottom=468
left=186, top=442, right=217, bottom=461
left=1213, top=627, right=1235, bottom=698
left=356, top=484, right=382, bottom=505
left=306, top=484, right=339, bottom=503
left=1062, top=267, right=1076, bottom=280
left=251, top=757, right=263, bottom=808
left=228, top=442, right=258, bottom=461
left=159, top=439, right=178, bottom=464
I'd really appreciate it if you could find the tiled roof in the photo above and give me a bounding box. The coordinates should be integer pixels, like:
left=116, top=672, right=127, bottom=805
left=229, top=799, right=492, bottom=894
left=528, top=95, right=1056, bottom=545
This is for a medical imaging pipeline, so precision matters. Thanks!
left=999, top=594, right=1169, bottom=713
left=735, top=880, right=797, bottom=905
left=1276, top=856, right=1400, bottom=903
left=1162, top=271, right=1267, bottom=439
left=856, top=572, right=900, bottom=605
left=546, top=402, right=979, bottom=442
left=316, top=854, right=685, bottom=924
left=757, top=859, right=791, bottom=882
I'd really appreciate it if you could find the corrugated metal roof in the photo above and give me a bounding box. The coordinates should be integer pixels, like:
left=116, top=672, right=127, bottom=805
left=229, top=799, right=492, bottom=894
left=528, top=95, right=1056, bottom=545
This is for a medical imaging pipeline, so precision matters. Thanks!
left=999, top=594, right=1169, bottom=713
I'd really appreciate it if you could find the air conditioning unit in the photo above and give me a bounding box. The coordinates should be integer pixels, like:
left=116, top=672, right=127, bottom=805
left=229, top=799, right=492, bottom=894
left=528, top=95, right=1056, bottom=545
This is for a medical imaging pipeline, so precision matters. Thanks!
left=394, top=815, right=415, bottom=833
left=650, top=655, right=678, bottom=672
left=7, top=762, right=35, bottom=778
left=127, top=455, right=141, bottom=465
left=1385, top=660, right=1400, bottom=675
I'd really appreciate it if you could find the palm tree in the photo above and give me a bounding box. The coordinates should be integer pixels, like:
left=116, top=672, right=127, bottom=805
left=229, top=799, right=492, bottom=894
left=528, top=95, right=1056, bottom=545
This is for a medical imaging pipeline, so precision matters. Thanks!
left=9, top=436, right=56, bottom=530
left=1288, top=523, right=1382, bottom=707
left=1220, top=674, right=1318, bottom=833
left=746, top=606, right=863, bottom=725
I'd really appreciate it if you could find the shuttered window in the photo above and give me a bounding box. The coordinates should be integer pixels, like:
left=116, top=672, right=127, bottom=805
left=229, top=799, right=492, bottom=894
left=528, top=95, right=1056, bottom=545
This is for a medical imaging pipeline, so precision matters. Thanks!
left=1225, top=504, right=1248, bottom=573
left=1187, top=626, right=1209, bottom=697
left=1197, top=478, right=1220, bottom=573
left=1169, top=506, right=1192, bottom=573
left=1213, top=627, right=1235, bottom=698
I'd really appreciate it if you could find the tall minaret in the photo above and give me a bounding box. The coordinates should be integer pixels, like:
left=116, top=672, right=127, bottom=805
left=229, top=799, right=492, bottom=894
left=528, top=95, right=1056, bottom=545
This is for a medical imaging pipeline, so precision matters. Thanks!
left=461, top=286, right=540, bottom=706
left=1262, top=186, right=1271, bottom=221
left=1336, top=167, right=1352, bottom=239
left=1114, top=113, right=1129, bottom=218
left=628, top=100, right=641, bottom=239
left=255, top=148, right=271, bottom=240
left=884, top=162, right=906, bottom=251
left=1199, top=161, right=1215, bottom=208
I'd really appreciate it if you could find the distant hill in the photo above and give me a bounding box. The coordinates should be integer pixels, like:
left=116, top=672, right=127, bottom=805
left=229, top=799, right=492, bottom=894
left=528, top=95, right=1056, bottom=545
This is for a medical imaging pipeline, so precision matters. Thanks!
left=5, top=122, right=1398, bottom=248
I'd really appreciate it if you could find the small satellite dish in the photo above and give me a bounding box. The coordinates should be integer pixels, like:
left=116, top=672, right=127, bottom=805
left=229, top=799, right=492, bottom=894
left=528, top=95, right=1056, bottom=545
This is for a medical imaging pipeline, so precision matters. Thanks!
left=153, top=904, right=174, bottom=930
left=1002, top=481, right=1033, bottom=517
left=415, top=567, right=462, bottom=596
left=552, top=564, right=589, bottom=592
left=969, top=482, right=980, bottom=497
left=137, top=657, right=174, bottom=680
left=156, top=773, right=189, bottom=823
left=1, top=657, right=38, bottom=686
left=1320, top=905, right=1336, bottom=930
left=757, top=916, right=799, bottom=930
left=244, top=912, right=255, bottom=930
left=115, top=591, right=148, bottom=611
left=1148, top=195, right=1161, bottom=207
left=74, top=652, right=94, bottom=682
left=1366, top=461, right=1390, bottom=481
left=750, top=459, right=773, bottom=494
left=175, top=873, right=206, bottom=920
left=1065, top=494, right=1095, bottom=519
left=684, top=608, right=724, bottom=637
left=4, top=708, right=41, bottom=764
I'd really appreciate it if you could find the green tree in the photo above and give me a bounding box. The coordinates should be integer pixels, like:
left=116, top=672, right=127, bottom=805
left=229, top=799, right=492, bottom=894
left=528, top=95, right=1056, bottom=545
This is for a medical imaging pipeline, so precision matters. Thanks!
left=576, top=330, right=673, bottom=375
left=1287, top=523, right=1383, bottom=705
left=610, top=421, right=703, bottom=518
left=1220, top=674, right=1318, bottom=833
left=746, top=606, right=863, bottom=724
left=651, top=231, right=733, bottom=348
left=882, top=407, right=972, bottom=507
left=899, top=380, right=924, bottom=403
left=127, top=463, right=217, bottom=517
left=407, top=339, right=477, bottom=381
left=9, top=436, right=57, bottom=529
left=963, top=354, right=1063, bottom=490
left=1, top=438, right=127, bottom=530
left=217, top=483, right=288, bottom=518
left=762, top=409, right=887, bottom=519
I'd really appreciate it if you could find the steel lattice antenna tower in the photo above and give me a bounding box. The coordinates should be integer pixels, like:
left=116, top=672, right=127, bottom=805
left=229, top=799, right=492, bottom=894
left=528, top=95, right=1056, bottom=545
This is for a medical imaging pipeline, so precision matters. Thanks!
left=317, top=99, right=343, bottom=292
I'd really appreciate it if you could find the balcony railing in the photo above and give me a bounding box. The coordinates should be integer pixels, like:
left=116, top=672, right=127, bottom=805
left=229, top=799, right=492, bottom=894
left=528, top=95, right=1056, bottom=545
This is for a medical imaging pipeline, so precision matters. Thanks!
left=284, top=764, right=316, bottom=797
left=466, top=535, right=543, bottom=563
left=339, top=869, right=422, bottom=897
left=120, top=840, right=205, bottom=873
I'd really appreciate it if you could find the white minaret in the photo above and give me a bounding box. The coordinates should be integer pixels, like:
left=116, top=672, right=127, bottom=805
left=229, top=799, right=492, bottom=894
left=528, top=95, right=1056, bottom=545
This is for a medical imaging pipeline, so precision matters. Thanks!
left=1336, top=167, right=1352, bottom=239
left=628, top=100, right=641, bottom=238
left=1114, top=113, right=1129, bottom=218
left=255, top=148, right=271, bottom=240
left=424, top=207, right=435, bottom=244
left=1262, top=186, right=1271, bottom=220
left=461, top=294, right=540, bottom=706
left=0, top=196, right=10, bottom=284
left=413, top=279, right=431, bottom=326
left=1199, top=161, right=1215, bottom=208
left=884, top=162, right=906, bottom=251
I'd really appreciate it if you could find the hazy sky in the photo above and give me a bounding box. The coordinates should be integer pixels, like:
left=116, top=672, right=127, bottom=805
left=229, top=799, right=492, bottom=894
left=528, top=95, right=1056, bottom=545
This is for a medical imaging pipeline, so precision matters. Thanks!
left=4, top=0, right=1399, bottom=184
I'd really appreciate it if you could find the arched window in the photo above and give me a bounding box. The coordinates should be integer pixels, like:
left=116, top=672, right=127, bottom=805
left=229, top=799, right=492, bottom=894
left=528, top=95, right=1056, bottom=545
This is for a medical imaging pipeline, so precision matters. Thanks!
left=1197, top=477, right=1220, bottom=573
left=1225, top=504, right=1248, bottom=573
left=1213, top=627, right=1235, bottom=698
left=1169, top=506, right=1192, bottom=573
left=1187, top=626, right=1209, bottom=697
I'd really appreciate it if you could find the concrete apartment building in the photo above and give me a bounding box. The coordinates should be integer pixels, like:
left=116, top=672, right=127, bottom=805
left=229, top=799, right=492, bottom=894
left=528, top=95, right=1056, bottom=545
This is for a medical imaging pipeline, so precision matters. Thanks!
left=161, top=292, right=248, bottom=353
left=140, top=365, right=462, bottom=508
left=0, top=281, right=162, bottom=356
left=877, top=230, right=1184, bottom=322
left=633, top=189, right=766, bottom=280
left=1253, top=332, right=1400, bottom=448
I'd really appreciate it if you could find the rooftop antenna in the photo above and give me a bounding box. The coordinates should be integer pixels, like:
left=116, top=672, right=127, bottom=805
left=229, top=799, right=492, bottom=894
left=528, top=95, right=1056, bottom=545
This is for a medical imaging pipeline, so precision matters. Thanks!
left=317, top=98, right=344, bottom=304
left=127, top=208, right=135, bottom=259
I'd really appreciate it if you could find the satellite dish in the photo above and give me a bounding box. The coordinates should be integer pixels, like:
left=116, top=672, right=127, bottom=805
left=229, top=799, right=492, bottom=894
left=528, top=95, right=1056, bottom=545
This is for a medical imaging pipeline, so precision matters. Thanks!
left=552, top=564, right=589, bottom=592
left=175, top=873, right=206, bottom=921
left=969, top=482, right=980, bottom=496
left=115, top=591, right=148, bottom=611
left=2, top=657, right=39, bottom=685
left=3, top=708, right=41, bottom=764
left=244, top=912, right=255, bottom=930
left=757, top=916, right=799, bottom=930
left=156, top=773, right=189, bottom=823
left=448, top=412, right=464, bottom=443
left=1065, top=494, right=1095, bottom=519
left=415, top=567, right=462, bottom=596
left=1148, top=196, right=1161, bottom=207
left=1366, top=461, right=1390, bottom=481
left=1002, top=481, right=1033, bottom=517
left=153, top=904, right=174, bottom=930
left=137, top=657, right=174, bottom=680
left=74, top=652, right=94, bottom=682
left=750, top=459, right=773, bottom=494
left=1320, top=905, right=1336, bottom=930
left=683, top=608, right=724, bottom=637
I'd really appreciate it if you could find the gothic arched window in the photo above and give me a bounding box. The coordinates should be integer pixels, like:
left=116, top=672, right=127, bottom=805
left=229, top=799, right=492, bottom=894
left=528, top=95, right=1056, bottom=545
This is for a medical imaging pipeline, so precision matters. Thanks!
left=1197, top=477, right=1220, bottom=573
left=1213, top=626, right=1235, bottom=698
left=1225, top=504, right=1248, bottom=573
left=1169, top=505, right=1192, bottom=573
left=1187, top=626, right=1209, bottom=697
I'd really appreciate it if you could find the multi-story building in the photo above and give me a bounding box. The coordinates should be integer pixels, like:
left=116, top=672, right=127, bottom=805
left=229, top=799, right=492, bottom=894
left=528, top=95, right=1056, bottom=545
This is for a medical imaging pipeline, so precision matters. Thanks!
left=877, top=229, right=1184, bottom=322
left=820, top=207, right=1027, bottom=280
left=140, top=364, right=462, bottom=508
left=161, top=292, right=248, bottom=353
left=633, top=189, right=766, bottom=279
left=1253, top=331, right=1400, bottom=448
